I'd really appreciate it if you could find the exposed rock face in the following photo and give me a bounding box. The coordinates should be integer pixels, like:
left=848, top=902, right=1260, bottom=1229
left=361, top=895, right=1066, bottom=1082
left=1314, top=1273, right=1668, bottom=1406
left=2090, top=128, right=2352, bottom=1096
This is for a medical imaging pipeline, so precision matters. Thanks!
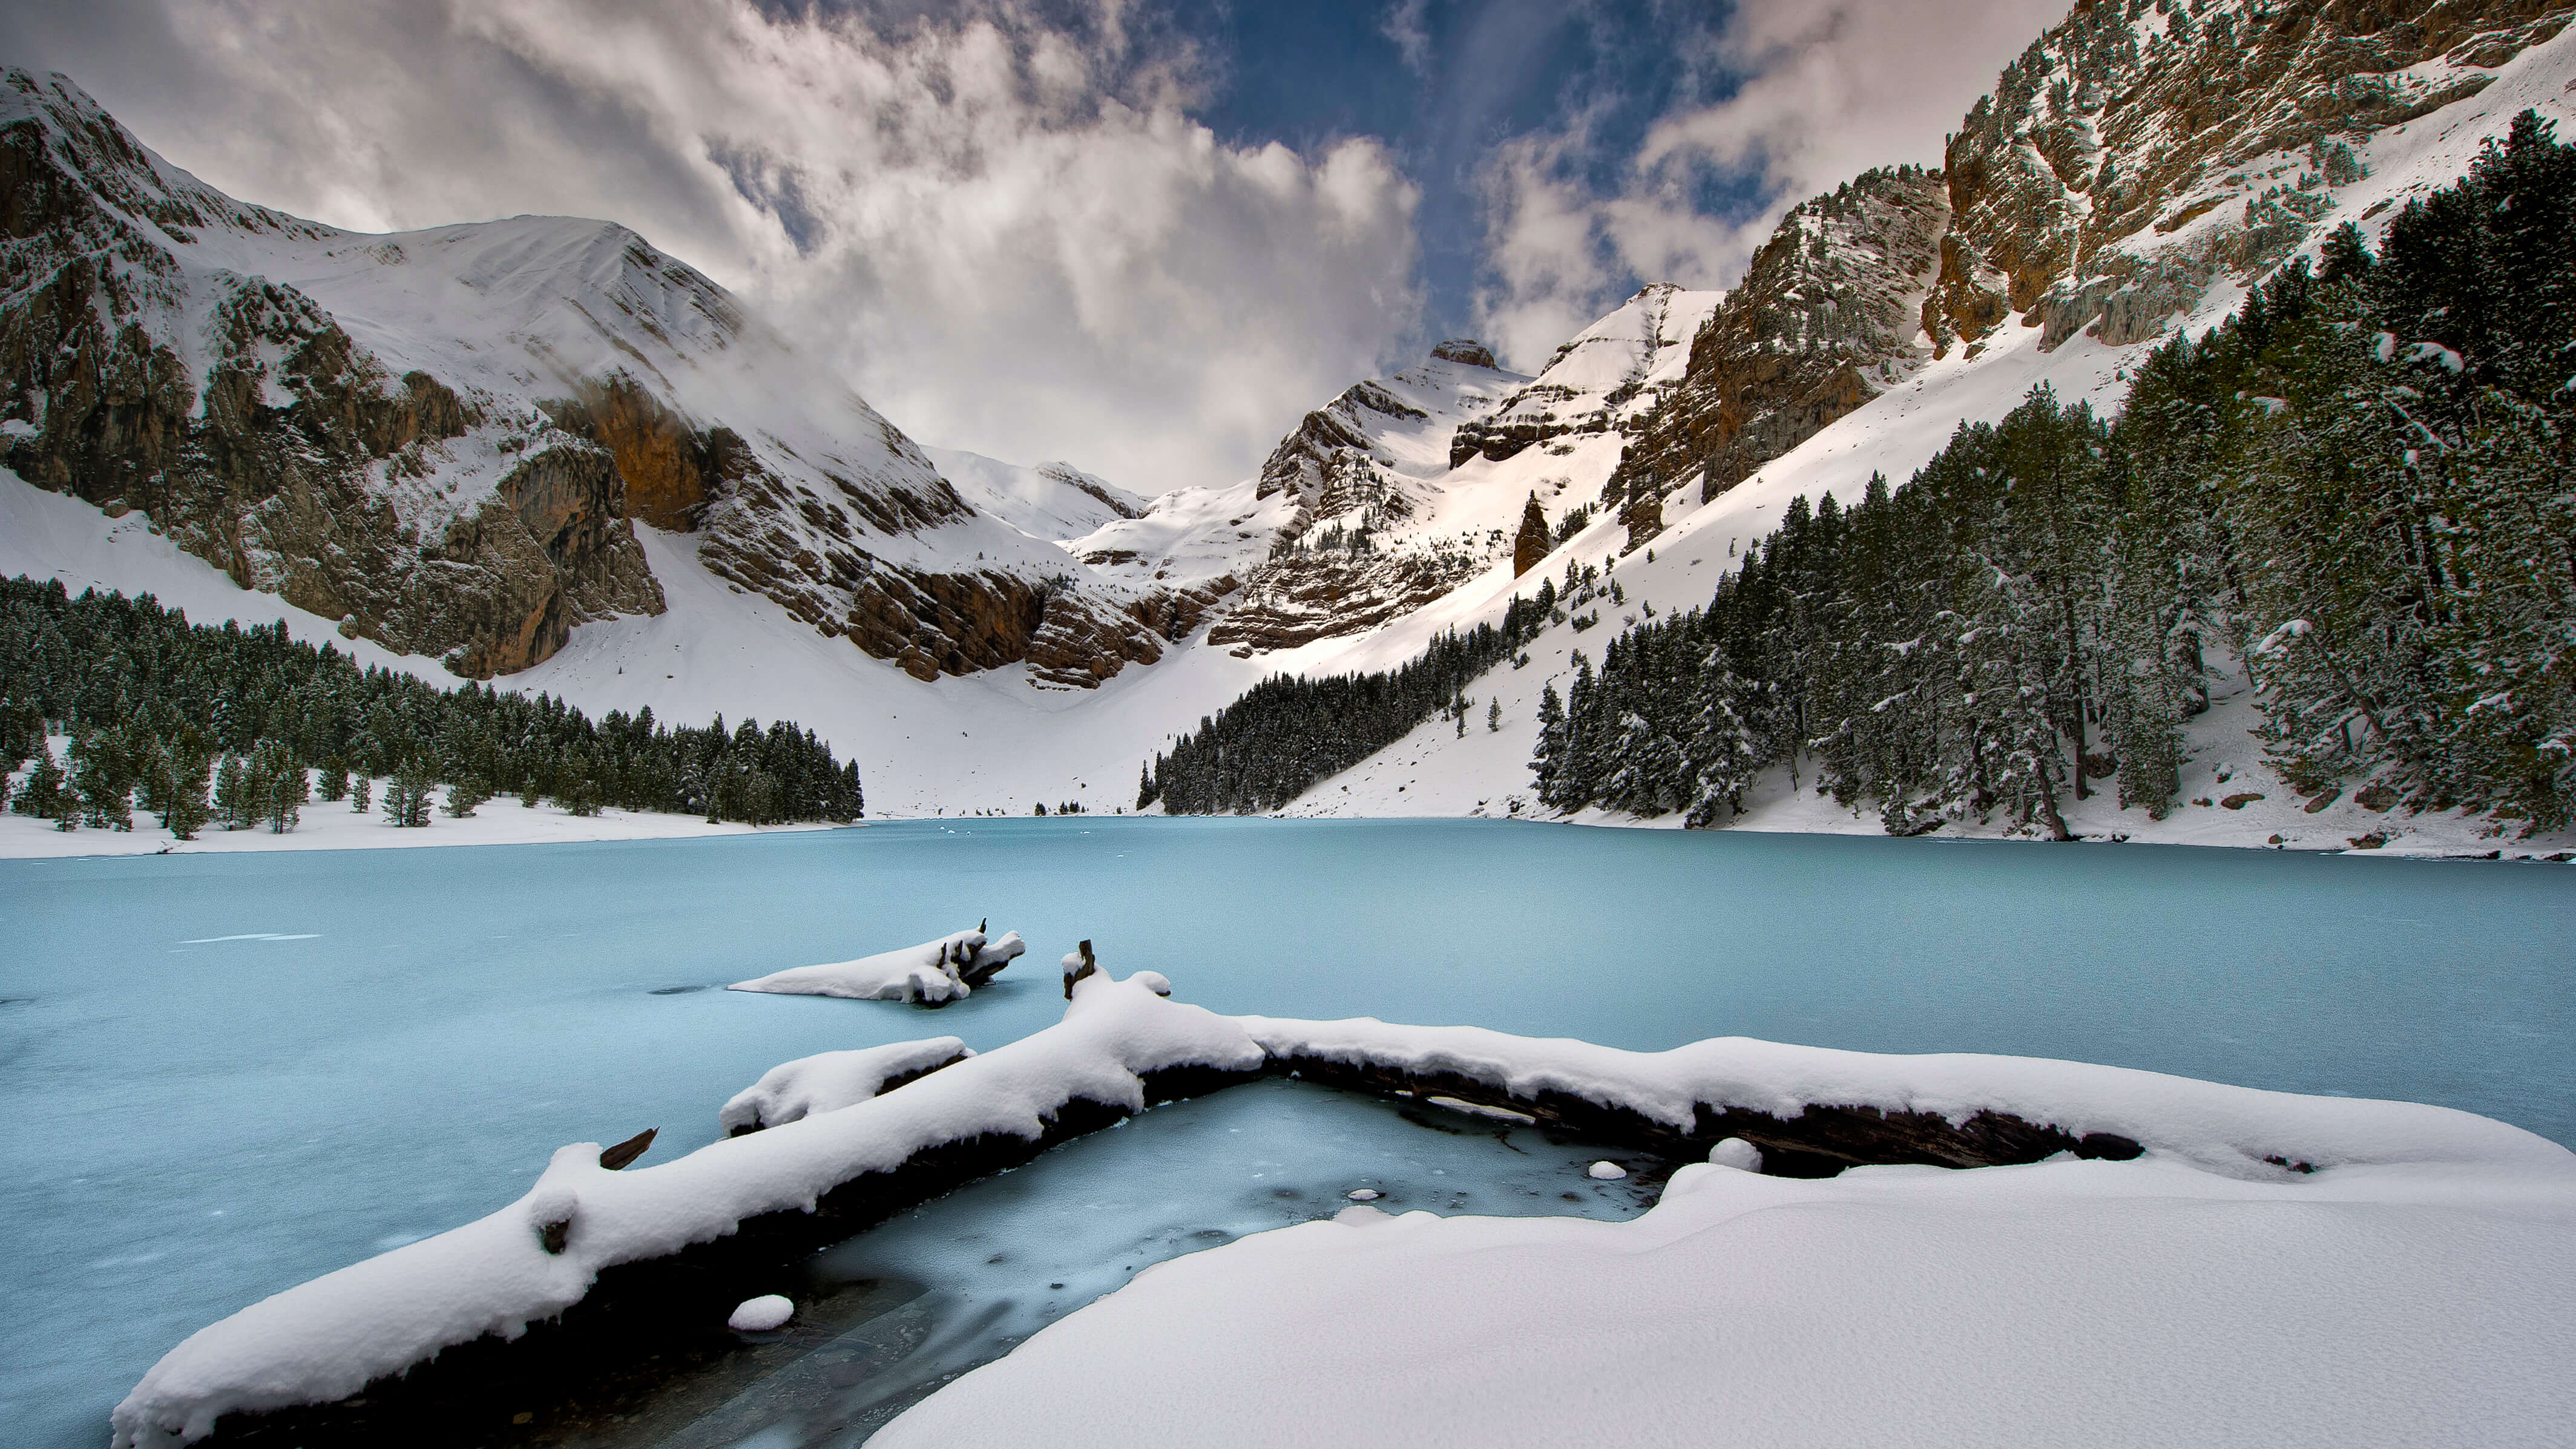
left=1615, top=168, right=1950, bottom=505
left=1932, top=0, right=2574, bottom=356
left=0, top=72, right=662, bottom=675
left=1431, top=338, right=1499, bottom=367
left=1618, top=1, right=2571, bottom=511
left=544, top=375, right=739, bottom=531
left=1513, top=494, right=1549, bottom=577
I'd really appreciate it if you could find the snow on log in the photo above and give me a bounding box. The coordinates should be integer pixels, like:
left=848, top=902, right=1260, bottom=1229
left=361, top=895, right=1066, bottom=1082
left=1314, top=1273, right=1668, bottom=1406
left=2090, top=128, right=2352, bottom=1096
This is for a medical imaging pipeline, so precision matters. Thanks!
left=718, top=1037, right=974, bottom=1135
left=108, top=973, right=1261, bottom=1448
left=1241, top=1016, right=2576, bottom=1179
left=728, top=927, right=1025, bottom=1005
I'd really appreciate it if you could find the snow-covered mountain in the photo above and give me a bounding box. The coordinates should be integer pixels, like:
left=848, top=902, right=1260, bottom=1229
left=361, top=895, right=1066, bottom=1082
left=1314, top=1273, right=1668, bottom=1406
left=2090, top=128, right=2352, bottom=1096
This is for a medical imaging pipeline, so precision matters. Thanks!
left=1264, top=1, right=2576, bottom=852
left=0, top=69, right=1192, bottom=688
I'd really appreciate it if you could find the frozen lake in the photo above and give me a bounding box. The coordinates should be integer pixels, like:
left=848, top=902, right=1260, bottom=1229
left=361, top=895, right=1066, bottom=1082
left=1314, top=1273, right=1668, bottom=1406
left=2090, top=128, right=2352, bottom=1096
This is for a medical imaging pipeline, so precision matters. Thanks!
left=5, top=819, right=2572, bottom=1448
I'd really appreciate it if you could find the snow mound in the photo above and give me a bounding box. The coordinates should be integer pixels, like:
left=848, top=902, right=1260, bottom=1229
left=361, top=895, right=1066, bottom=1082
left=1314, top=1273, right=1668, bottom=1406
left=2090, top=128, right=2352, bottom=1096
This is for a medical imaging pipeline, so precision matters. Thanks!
left=1707, top=1137, right=1763, bottom=1172
left=871, top=1012, right=2576, bottom=1449
left=875, top=1144, right=2576, bottom=1448
left=728, top=928, right=1025, bottom=1005
left=726, top=1295, right=793, bottom=1332
left=1585, top=1160, right=1626, bottom=1180
left=717, top=1037, right=974, bottom=1135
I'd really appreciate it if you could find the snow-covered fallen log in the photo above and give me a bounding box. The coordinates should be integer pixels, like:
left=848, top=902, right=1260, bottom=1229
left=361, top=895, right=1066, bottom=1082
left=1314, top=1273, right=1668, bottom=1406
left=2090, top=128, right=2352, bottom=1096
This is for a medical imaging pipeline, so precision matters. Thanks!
left=717, top=1037, right=975, bottom=1135
left=728, top=925, right=1025, bottom=1005
left=111, top=982, right=2576, bottom=1447
left=1241, top=1016, right=2574, bottom=1180
left=108, top=973, right=1261, bottom=1448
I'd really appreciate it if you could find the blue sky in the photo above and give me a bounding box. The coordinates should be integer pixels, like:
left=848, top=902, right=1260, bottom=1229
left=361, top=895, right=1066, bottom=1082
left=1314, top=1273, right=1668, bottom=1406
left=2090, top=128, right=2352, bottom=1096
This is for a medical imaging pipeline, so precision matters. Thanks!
left=1184, top=0, right=1753, bottom=344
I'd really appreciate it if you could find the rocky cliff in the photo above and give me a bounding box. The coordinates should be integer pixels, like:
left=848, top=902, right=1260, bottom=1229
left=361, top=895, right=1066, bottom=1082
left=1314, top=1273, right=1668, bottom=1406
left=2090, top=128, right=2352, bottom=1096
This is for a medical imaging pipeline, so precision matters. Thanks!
left=1201, top=352, right=1523, bottom=654
left=1936, top=0, right=2573, bottom=355
left=1614, top=169, right=1949, bottom=512
left=1617, top=0, right=2572, bottom=515
left=0, top=71, right=662, bottom=675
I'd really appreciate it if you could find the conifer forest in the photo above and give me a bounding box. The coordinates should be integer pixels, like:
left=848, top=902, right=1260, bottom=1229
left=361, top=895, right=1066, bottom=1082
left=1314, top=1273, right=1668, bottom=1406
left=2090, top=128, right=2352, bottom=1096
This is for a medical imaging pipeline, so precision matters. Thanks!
left=0, top=579, right=864, bottom=836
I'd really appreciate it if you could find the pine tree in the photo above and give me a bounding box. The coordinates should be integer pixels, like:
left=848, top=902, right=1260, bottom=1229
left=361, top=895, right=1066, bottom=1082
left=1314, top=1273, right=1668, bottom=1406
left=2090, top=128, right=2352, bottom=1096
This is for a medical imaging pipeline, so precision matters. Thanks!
left=157, top=740, right=212, bottom=840
left=350, top=775, right=373, bottom=814
left=261, top=744, right=307, bottom=833
left=1531, top=682, right=1566, bottom=804
left=70, top=728, right=132, bottom=830
left=213, top=754, right=251, bottom=830
left=384, top=763, right=433, bottom=827
left=444, top=774, right=488, bottom=819
left=1487, top=698, right=1500, bottom=732
left=12, top=741, right=67, bottom=823
left=318, top=758, right=349, bottom=802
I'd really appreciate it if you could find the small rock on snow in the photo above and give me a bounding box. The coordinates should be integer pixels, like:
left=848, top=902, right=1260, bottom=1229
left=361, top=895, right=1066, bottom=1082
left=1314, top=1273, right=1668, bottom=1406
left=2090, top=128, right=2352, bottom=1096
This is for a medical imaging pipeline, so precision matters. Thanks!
left=729, top=1295, right=794, bottom=1332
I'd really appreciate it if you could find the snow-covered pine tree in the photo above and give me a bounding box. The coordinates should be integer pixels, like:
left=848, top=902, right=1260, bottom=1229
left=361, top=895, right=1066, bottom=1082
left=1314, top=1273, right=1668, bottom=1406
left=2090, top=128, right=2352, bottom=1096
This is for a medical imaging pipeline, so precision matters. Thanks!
left=12, top=740, right=67, bottom=823
left=212, top=754, right=250, bottom=830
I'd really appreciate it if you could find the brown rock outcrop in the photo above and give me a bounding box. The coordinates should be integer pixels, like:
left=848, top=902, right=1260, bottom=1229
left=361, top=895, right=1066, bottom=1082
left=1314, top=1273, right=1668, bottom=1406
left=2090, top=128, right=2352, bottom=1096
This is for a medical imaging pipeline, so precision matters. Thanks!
left=543, top=375, right=746, bottom=531
left=1934, top=0, right=2572, bottom=356
left=1513, top=494, right=1549, bottom=577
left=1616, top=166, right=1949, bottom=505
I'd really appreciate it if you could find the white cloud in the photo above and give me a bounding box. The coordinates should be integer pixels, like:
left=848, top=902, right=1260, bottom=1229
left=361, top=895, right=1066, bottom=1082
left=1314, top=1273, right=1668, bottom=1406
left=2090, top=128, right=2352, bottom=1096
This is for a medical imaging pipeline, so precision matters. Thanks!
left=1379, top=0, right=1433, bottom=77
left=1472, top=0, right=2073, bottom=370
left=4, top=0, right=1424, bottom=495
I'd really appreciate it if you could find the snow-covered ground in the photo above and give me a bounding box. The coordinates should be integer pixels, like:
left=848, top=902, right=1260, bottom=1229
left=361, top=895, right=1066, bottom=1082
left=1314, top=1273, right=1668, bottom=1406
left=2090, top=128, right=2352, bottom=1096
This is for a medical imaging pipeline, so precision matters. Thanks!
left=108, top=971, right=1263, bottom=1448
left=876, top=1140, right=2575, bottom=1448
left=107, top=975, right=2576, bottom=1448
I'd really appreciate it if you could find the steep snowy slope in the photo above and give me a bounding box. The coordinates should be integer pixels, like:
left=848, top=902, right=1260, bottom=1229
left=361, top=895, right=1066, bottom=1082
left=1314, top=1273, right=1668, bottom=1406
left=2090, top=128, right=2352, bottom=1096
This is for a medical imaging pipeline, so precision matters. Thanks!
left=921, top=447, right=1146, bottom=544
left=1270, top=8, right=2576, bottom=854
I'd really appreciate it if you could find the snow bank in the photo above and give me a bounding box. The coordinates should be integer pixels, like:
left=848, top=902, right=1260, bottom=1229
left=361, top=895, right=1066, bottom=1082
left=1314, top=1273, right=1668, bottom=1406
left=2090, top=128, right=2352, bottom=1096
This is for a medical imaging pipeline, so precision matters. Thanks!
left=717, top=1037, right=974, bottom=1134
left=107, top=972, right=1261, bottom=1448
left=874, top=1146, right=2576, bottom=1448
left=728, top=927, right=1025, bottom=1005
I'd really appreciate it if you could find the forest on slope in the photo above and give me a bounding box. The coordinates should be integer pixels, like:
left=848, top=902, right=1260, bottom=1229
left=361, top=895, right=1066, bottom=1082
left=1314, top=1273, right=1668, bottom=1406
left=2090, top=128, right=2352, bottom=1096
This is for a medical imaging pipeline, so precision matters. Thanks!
left=1533, top=115, right=2575, bottom=837
left=0, top=579, right=864, bottom=836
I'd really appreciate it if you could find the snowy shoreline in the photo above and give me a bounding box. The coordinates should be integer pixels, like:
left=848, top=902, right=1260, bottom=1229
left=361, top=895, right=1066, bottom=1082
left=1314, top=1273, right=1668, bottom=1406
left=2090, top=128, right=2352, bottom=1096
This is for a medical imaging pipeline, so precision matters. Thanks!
left=111, top=971, right=2576, bottom=1448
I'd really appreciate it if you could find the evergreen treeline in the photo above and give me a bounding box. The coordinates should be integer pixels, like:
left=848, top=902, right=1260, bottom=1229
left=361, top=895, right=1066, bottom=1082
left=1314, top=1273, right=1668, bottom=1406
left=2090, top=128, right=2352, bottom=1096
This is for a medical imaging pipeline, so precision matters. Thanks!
left=1537, top=113, right=2576, bottom=836
left=1, top=578, right=862, bottom=836
left=1144, top=604, right=1557, bottom=813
